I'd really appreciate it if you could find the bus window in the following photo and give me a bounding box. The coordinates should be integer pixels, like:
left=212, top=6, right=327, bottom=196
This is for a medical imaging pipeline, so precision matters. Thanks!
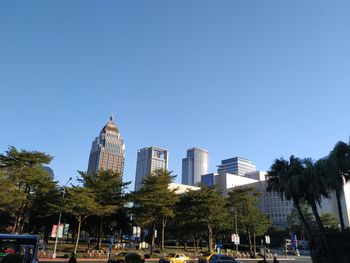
left=0, top=235, right=39, bottom=263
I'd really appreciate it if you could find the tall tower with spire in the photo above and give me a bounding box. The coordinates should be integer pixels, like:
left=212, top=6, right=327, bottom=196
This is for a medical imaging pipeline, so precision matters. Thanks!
left=87, top=116, right=125, bottom=176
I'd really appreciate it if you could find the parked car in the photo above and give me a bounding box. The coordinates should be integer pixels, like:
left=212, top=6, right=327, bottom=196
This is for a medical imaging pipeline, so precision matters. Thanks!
left=159, top=253, right=190, bottom=263
left=208, top=254, right=241, bottom=263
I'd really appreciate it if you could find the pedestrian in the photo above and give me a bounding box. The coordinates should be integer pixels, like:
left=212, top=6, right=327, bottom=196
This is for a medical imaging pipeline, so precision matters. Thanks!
left=68, top=253, right=77, bottom=263
left=273, top=255, right=279, bottom=263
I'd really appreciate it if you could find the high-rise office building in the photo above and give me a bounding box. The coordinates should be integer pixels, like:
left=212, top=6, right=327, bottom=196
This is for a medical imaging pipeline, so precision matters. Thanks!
left=87, top=116, right=125, bottom=176
left=182, top=147, right=209, bottom=186
left=217, top=157, right=256, bottom=176
left=134, top=146, right=168, bottom=191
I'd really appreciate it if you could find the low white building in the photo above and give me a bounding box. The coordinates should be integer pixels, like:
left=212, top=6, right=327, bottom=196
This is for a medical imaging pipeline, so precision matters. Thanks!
left=318, top=182, right=350, bottom=226
left=217, top=173, right=259, bottom=196
left=168, top=182, right=200, bottom=194
left=226, top=171, right=350, bottom=228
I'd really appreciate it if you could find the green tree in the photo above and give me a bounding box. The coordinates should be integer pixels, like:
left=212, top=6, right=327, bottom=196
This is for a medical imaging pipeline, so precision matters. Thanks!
left=268, top=156, right=334, bottom=263
left=302, top=158, right=332, bottom=262
left=0, top=146, right=53, bottom=233
left=78, top=170, right=130, bottom=248
left=63, top=186, right=100, bottom=254
left=287, top=202, right=314, bottom=239
left=267, top=156, right=315, bottom=243
left=133, top=169, right=178, bottom=252
left=325, top=141, right=350, bottom=232
left=226, top=187, right=271, bottom=253
left=176, top=185, right=229, bottom=252
left=320, top=213, right=339, bottom=229
left=26, top=180, right=60, bottom=242
left=175, top=190, right=208, bottom=252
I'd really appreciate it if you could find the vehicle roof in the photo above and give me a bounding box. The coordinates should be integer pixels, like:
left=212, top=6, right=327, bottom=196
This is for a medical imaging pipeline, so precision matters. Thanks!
left=0, top=234, right=39, bottom=240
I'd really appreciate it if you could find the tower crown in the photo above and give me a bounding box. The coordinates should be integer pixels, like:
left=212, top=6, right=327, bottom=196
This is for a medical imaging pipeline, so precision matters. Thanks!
left=100, top=116, right=119, bottom=134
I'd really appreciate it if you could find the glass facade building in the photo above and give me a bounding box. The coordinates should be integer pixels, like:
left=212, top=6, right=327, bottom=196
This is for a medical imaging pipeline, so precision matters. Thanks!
left=201, top=173, right=218, bottom=187
left=182, top=147, right=209, bottom=186
left=87, top=116, right=125, bottom=176
left=134, top=146, right=168, bottom=191
left=217, top=157, right=256, bottom=176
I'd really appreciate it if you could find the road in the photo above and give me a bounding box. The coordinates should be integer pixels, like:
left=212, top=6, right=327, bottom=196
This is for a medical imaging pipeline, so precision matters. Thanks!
left=39, top=257, right=313, bottom=263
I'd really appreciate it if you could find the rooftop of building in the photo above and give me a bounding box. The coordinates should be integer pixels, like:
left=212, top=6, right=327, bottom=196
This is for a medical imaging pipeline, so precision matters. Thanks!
left=100, top=116, right=119, bottom=134
left=187, top=147, right=209, bottom=153
left=220, top=156, right=254, bottom=165
left=138, top=146, right=168, bottom=152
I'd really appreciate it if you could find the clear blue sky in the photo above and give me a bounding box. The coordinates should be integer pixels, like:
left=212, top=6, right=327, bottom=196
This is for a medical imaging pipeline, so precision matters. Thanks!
left=1, top=1, right=349, bottom=190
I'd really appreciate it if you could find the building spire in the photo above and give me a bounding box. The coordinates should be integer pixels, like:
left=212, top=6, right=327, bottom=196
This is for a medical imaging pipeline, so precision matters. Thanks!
left=110, top=113, right=115, bottom=121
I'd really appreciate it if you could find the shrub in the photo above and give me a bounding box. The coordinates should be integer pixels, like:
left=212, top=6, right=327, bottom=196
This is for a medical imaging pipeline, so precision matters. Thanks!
left=311, top=229, right=350, bottom=263
left=125, top=253, right=142, bottom=263
left=1, top=254, right=23, bottom=263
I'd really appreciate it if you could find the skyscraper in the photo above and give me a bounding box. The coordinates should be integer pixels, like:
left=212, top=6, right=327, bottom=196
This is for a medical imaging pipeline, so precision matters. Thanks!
left=134, top=146, right=168, bottom=191
left=87, top=116, right=125, bottom=176
left=217, top=157, right=256, bottom=176
left=182, top=147, right=209, bottom=186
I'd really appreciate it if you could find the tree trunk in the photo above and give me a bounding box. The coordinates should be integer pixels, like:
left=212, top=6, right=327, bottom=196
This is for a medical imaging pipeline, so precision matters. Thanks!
left=19, top=201, right=29, bottom=234
left=97, top=216, right=103, bottom=249
left=196, top=238, right=200, bottom=253
left=247, top=231, right=252, bottom=253
left=208, top=225, right=213, bottom=253
left=335, top=189, right=345, bottom=232
left=310, top=201, right=334, bottom=263
left=151, top=224, right=156, bottom=255
left=253, top=233, right=256, bottom=254
left=12, top=213, right=19, bottom=234
left=161, top=217, right=166, bottom=251
left=293, top=199, right=315, bottom=242
left=74, top=218, right=82, bottom=254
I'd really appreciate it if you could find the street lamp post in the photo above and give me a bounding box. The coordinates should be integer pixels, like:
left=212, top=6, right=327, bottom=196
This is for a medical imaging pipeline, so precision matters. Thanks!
left=52, top=177, right=72, bottom=258
left=235, top=210, right=238, bottom=253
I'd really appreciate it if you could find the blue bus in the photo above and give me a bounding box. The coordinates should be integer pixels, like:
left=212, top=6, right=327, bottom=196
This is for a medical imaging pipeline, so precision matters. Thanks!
left=0, top=234, right=39, bottom=263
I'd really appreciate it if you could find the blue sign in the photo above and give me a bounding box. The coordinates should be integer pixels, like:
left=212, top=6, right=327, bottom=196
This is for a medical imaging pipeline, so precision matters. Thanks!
left=291, top=235, right=298, bottom=250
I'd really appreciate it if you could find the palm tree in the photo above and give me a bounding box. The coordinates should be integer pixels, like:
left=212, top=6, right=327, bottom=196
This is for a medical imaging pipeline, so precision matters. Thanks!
left=266, top=156, right=315, bottom=242
left=302, top=158, right=333, bottom=263
left=326, top=141, right=350, bottom=232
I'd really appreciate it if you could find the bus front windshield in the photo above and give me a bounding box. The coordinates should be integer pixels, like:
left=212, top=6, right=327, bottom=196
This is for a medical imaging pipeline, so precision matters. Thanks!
left=0, top=236, right=38, bottom=263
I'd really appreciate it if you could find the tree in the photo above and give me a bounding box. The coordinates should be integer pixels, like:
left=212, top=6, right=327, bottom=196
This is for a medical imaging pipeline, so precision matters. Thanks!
left=26, top=180, right=60, bottom=242
left=267, top=156, right=334, bottom=263
left=0, top=146, right=53, bottom=233
left=287, top=202, right=314, bottom=239
left=226, top=187, right=271, bottom=253
left=78, top=170, right=130, bottom=248
left=267, top=156, right=315, bottom=243
left=175, top=190, right=208, bottom=252
left=63, top=187, right=100, bottom=254
left=320, top=213, right=339, bottom=229
left=302, top=158, right=332, bottom=262
left=133, top=169, right=178, bottom=252
left=175, top=185, right=229, bottom=252
left=325, top=141, right=350, bottom=232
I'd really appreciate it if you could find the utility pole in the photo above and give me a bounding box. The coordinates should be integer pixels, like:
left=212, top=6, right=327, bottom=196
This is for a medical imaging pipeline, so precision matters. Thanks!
left=235, top=210, right=238, bottom=253
left=52, top=177, right=72, bottom=258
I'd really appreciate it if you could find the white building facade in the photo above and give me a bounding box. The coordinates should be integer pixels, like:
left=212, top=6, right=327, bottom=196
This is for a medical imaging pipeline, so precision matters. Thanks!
left=134, top=146, right=168, bottom=191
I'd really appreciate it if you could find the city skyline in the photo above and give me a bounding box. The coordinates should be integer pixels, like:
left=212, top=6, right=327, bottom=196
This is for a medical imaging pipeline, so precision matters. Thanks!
left=1, top=1, right=350, bottom=190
